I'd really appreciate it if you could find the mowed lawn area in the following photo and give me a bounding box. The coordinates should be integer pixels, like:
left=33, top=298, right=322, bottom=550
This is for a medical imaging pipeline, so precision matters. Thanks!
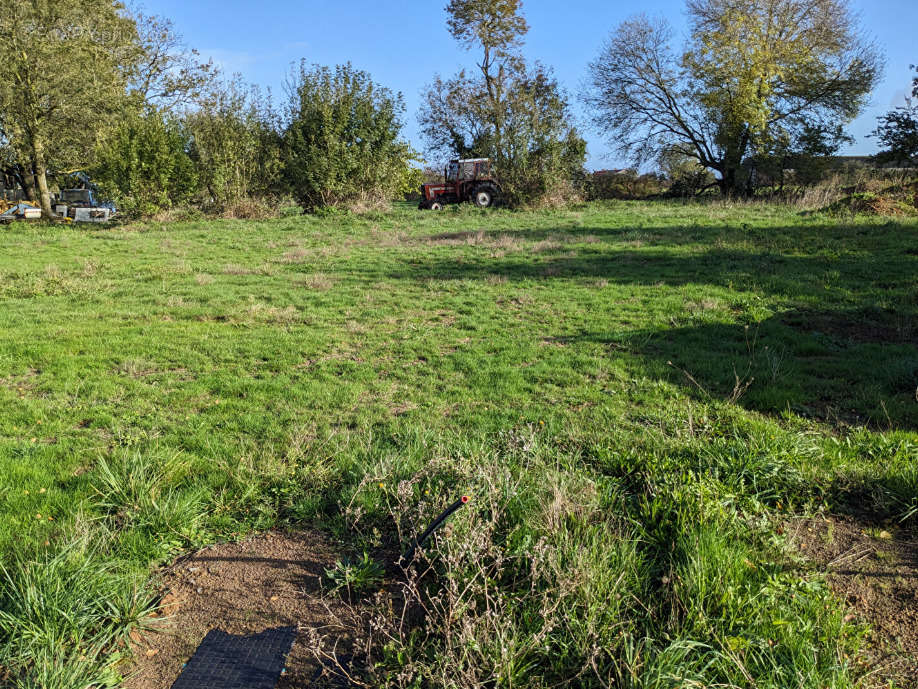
left=1, top=201, right=917, bottom=687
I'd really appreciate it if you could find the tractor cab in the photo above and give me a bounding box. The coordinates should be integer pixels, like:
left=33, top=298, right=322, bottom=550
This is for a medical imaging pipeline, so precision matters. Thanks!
left=446, top=159, right=491, bottom=182
left=59, top=189, right=94, bottom=206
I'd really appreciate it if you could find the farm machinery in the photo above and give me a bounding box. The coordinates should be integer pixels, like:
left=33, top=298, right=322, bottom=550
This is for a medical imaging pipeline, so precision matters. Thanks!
left=0, top=199, right=41, bottom=223
left=0, top=177, right=115, bottom=224
left=419, top=158, right=501, bottom=210
left=54, top=188, right=115, bottom=223
left=0, top=187, right=38, bottom=223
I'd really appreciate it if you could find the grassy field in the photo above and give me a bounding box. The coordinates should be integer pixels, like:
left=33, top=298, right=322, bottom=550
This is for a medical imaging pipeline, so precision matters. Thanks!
left=0, top=200, right=916, bottom=687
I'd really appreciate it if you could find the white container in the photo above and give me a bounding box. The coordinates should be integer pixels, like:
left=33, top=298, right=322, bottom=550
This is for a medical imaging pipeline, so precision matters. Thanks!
left=74, top=207, right=111, bottom=223
left=22, top=208, right=41, bottom=219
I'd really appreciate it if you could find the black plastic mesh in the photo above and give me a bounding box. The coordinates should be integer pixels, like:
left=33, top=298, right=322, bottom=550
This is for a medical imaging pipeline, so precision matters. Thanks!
left=170, top=627, right=297, bottom=689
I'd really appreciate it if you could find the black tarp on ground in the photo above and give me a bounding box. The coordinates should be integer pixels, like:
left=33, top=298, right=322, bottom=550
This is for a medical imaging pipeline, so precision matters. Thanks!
left=169, top=627, right=297, bottom=689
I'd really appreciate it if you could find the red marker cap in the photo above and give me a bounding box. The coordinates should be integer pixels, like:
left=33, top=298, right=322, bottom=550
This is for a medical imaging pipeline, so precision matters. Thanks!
left=461, top=495, right=470, bottom=504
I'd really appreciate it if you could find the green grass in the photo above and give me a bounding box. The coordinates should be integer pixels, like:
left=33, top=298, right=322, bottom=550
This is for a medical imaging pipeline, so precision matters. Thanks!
left=0, top=200, right=916, bottom=686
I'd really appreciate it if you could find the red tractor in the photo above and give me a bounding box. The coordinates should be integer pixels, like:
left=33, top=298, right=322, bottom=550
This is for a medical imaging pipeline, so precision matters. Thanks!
left=419, top=158, right=501, bottom=210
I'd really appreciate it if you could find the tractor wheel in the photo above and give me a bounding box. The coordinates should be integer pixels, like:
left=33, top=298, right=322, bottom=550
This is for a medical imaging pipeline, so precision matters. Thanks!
left=473, top=187, right=494, bottom=208
left=430, top=200, right=443, bottom=211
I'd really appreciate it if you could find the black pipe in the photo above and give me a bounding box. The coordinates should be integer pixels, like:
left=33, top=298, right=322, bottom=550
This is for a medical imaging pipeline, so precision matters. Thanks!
left=401, top=495, right=470, bottom=565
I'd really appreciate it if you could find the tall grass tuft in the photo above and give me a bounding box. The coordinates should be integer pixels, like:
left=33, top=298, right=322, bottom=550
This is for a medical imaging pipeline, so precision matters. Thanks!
left=92, top=451, right=209, bottom=561
left=0, top=539, right=155, bottom=689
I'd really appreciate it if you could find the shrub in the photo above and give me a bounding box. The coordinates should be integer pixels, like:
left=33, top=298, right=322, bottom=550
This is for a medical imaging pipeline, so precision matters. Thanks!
left=283, top=62, right=414, bottom=211
left=587, top=169, right=666, bottom=200
left=185, top=77, right=282, bottom=209
left=92, top=109, right=198, bottom=217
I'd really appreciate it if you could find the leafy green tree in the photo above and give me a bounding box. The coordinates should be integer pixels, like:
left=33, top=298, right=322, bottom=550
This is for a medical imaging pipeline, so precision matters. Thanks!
left=92, top=109, right=198, bottom=217
left=397, top=165, right=426, bottom=199
left=0, top=122, right=29, bottom=196
left=90, top=14, right=211, bottom=216
left=0, top=0, right=142, bottom=216
left=584, top=0, right=882, bottom=196
left=871, top=66, right=918, bottom=168
left=420, top=0, right=586, bottom=205
left=446, top=0, right=529, bottom=55
left=185, top=77, right=282, bottom=208
left=282, top=62, right=413, bottom=210
left=442, top=0, right=528, bottom=158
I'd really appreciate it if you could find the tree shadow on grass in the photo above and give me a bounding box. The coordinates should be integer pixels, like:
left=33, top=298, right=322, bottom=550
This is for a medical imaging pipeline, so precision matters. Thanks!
left=378, top=225, right=918, bottom=427
left=382, top=230, right=917, bottom=430
left=387, top=229, right=918, bottom=307
left=418, top=218, right=918, bottom=250
left=568, top=308, right=918, bottom=523
left=575, top=307, right=918, bottom=430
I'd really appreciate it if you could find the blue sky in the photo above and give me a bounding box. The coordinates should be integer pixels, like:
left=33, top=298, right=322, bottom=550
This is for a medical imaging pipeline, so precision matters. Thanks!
left=140, top=0, right=916, bottom=169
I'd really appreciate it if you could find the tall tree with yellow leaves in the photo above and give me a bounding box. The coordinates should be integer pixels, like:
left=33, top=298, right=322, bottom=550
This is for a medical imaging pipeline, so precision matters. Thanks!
left=584, top=0, right=882, bottom=195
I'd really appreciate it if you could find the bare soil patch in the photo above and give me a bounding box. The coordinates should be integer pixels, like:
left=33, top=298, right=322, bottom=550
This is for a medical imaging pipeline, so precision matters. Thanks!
left=788, top=516, right=918, bottom=686
left=123, top=530, right=358, bottom=689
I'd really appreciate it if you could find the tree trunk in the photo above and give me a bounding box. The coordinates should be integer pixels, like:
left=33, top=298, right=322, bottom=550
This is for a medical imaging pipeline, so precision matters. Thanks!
left=719, top=131, right=751, bottom=197
left=720, top=157, right=745, bottom=198
left=20, top=164, right=37, bottom=203
left=33, top=153, right=54, bottom=218
left=24, top=133, right=55, bottom=218
left=719, top=167, right=737, bottom=197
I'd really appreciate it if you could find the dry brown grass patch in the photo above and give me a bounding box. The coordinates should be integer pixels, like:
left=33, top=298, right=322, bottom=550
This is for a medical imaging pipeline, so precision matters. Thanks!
left=220, top=198, right=277, bottom=220
left=685, top=298, right=721, bottom=313
left=81, top=259, right=100, bottom=278
left=223, top=263, right=276, bottom=276
left=542, top=475, right=600, bottom=534
left=281, top=247, right=309, bottom=264
left=531, top=238, right=562, bottom=253
left=115, top=359, right=158, bottom=378
left=492, top=234, right=521, bottom=250
left=342, top=195, right=392, bottom=214
left=246, top=303, right=300, bottom=324
left=296, top=273, right=334, bottom=290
